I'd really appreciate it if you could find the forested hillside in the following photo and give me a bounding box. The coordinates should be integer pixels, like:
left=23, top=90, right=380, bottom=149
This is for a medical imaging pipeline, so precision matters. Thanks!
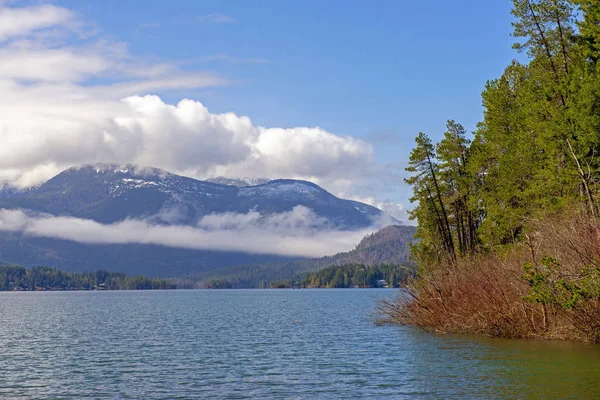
left=385, top=0, right=600, bottom=343
left=311, top=225, right=415, bottom=267
left=301, top=264, right=413, bottom=288
left=175, top=225, right=416, bottom=288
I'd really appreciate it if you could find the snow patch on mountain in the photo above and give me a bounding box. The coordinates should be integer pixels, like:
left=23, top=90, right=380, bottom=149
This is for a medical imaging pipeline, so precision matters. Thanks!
left=206, top=177, right=272, bottom=187
left=237, top=180, right=322, bottom=199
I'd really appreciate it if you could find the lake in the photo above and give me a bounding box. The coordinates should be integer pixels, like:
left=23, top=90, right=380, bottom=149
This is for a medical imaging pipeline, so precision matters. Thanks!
left=1, top=289, right=600, bottom=399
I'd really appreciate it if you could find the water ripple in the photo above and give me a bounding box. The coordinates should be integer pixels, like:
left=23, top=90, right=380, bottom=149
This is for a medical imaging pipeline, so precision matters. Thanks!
left=1, top=289, right=600, bottom=399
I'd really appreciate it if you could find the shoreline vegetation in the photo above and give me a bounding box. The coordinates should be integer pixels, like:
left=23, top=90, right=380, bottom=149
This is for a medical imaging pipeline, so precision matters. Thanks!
left=381, top=0, right=600, bottom=342
left=174, top=263, right=414, bottom=289
left=0, top=266, right=175, bottom=291
left=0, top=263, right=411, bottom=292
left=300, top=264, right=412, bottom=289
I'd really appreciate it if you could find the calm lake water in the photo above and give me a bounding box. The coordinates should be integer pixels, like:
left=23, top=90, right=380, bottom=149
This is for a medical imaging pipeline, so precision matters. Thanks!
left=1, top=289, right=600, bottom=399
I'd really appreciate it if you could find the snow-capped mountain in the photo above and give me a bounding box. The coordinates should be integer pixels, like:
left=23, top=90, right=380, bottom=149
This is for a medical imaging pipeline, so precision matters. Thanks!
left=0, top=164, right=387, bottom=229
left=0, top=164, right=407, bottom=277
left=0, top=164, right=397, bottom=277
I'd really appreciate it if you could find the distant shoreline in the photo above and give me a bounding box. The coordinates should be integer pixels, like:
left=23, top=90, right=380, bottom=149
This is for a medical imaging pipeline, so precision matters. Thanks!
left=0, top=287, right=401, bottom=292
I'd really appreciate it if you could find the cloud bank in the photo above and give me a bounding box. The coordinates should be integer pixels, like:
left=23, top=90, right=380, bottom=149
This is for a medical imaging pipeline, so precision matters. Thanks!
left=0, top=2, right=375, bottom=196
left=0, top=207, right=380, bottom=257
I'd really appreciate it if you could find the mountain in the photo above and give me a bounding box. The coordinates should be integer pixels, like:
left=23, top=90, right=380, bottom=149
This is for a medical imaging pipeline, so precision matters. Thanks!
left=0, top=164, right=385, bottom=229
left=312, top=225, right=416, bottom=266
left=205, top=177, right=272, bottom=187
left=0, top=164, right=396, bottom=277
left=178, top=225, right=417, bottom=288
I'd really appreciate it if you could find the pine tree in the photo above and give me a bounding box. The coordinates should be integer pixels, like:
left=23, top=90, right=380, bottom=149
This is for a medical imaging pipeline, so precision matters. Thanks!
left=405, top=132, right=455, bottom=261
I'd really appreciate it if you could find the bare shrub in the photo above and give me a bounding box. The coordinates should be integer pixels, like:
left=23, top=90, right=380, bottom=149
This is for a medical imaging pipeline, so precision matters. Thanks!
left=381, top=213, right=600, bottom=342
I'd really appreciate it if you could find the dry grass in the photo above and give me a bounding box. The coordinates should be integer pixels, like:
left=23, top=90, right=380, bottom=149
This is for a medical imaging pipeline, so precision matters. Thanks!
left=380, top=213, right=600, bottom=342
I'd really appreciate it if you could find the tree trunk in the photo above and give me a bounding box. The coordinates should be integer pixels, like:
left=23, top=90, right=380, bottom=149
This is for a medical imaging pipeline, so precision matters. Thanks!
left=552, top=0, right=570, bottom=75
left=567, top=138, right=597, bottom=217
left=427, top=154, right=455, bottom=259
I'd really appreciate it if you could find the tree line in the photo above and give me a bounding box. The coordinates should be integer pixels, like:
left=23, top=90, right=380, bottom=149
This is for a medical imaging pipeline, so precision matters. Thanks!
left=0, top=266, right=175, bottom=291
left=301, top=264, right=413, bottom=288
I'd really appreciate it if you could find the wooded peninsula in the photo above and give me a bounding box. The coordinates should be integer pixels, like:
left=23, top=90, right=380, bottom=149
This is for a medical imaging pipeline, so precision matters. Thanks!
left=382, top=0, right=600, bottom=343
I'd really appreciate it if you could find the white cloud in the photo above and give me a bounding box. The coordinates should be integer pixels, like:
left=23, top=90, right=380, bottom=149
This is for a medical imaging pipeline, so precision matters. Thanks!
left=0, top=2, right=375, bottom=198
left=0, top=2, right=410, bottom=234
left=94, top=75, right=227, bottom=98
left=0, top=89, right=374, bottom=194
left=198, top=206, right=331, bottom=232
left=0, top=207, right=380, bottom=257
left=378, top=202, right=411, bottom=225
left=0, top=47, right=108, bottom=82
left=0, top=3, right=222, bottom=87
left=0, top=4, right=73, bottom=42
left=348, top=195, right=411, bottom=224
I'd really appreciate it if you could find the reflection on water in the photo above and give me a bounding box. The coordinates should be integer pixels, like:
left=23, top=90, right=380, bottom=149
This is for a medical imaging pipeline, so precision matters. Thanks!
left=403, top=329, right=600, bottom=399
left=0, top=289, right=599, bottom=399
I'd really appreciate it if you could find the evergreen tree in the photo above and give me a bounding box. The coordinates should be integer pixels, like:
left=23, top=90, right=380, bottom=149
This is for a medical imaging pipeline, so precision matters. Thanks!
left=405, top=132, right=455, bottom=261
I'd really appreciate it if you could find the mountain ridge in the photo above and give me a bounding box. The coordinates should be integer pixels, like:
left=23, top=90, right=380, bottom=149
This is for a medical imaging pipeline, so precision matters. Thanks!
left=0, top=163, right=402, bottom=277
left=0, top=163, right=390, bottom=230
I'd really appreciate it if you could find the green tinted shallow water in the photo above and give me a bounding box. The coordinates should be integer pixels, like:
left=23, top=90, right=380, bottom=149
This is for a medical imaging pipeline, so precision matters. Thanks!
left=0, top=289, right=599, bottom=399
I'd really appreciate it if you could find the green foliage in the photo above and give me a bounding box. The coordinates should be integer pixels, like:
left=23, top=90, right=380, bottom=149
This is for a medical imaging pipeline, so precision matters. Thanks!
left=405, top=126, right=480, bottom=262
left=406, top=0, right=600, bottom=261
left=269, top=280, right=295, bottom=289
left=301, top=264, right=413, bottom=289
left=575, top=0, right=600, bottom=63
left=0, top=265, right=175, bottom=291
left=203, top=279, right=233, bottom=289
left=523, top=257, right=600, bottom=309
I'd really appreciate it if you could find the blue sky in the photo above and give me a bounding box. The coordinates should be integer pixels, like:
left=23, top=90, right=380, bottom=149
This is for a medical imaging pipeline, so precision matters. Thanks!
left=62, top=0, right=515, bottom=132
left=1, top=0, right=518, bottom=217
left=69, top=0, right=516, bottom=207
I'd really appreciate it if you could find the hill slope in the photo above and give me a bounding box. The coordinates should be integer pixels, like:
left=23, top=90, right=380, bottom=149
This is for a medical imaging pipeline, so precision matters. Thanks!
left=314, top=225, right=415, bottom=266
left=179, top=225, right=417, bottom=287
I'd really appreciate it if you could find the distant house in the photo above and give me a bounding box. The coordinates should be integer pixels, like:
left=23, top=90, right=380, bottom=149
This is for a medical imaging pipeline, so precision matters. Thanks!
left=375, top=279, right=387, bottom=287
